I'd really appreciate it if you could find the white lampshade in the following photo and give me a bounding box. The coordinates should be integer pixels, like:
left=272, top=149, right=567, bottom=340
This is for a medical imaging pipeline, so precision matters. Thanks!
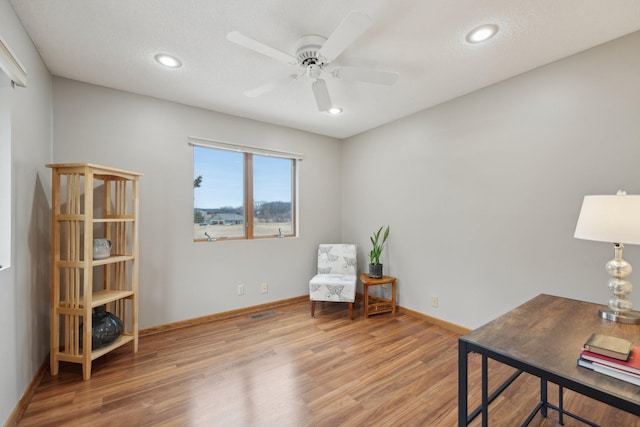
left=574, top=193, right=640, bottom=245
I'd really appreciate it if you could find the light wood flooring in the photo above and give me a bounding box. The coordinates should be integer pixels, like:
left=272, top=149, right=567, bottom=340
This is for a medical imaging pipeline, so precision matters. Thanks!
left=17, top=300, right=640, bottom=426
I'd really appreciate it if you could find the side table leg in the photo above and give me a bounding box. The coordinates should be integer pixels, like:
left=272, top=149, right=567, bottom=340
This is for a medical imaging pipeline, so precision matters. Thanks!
left=391, top=280, right=396, bottom=314
left=364, top=284, right=369, bottom=318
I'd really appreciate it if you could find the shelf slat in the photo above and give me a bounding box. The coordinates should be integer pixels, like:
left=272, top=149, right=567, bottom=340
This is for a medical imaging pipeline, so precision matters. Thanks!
left=92, top=254, right=134, bottom=266
left=58, top=290, right=133, bottom=310
left=56, top=254, right=134, bottom=268
left=56, top=215, right=134, bottom=222
left=46, top=163, right=143, bottom=178
left=91, top=335, right=134, bottom=360
left=56, top=306, right=84, bottom=315
left=90, top=290, right=134, bottom=307
left=56, top=353, right=83, bottom=363
left=56, top=214, right=86, bottom=221
left=55, top=334, right=135, bottom=363
left=94, top=216, right=135, bottom=223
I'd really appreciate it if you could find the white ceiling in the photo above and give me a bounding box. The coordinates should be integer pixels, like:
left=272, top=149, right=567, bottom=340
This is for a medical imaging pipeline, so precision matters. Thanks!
left=9, top=0, right=640, bottom=139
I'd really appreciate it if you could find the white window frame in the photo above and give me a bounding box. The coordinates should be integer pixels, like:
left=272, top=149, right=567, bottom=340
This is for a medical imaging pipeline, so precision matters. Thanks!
left=0, top=37, right=27, bottom=271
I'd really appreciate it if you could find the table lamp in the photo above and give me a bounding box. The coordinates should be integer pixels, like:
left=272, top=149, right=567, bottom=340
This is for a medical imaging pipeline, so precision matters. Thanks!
left=574, top=190, right=640, bottom=324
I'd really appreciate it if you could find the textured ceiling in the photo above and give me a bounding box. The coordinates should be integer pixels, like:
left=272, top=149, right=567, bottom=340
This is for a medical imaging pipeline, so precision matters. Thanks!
left=10, top=0, right=640, bottom=138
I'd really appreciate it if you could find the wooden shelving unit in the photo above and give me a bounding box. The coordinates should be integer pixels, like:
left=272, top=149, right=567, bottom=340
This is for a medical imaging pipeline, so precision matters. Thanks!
left=47, top=163, right=141, bottom=380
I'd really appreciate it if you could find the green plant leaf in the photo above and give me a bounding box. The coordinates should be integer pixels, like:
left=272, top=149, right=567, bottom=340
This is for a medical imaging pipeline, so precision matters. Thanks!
left=369, top=225, right=390, bottom=265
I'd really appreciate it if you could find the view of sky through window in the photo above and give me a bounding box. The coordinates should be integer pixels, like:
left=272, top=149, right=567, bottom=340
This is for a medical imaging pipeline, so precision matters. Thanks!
left=193, top=146, right=292, bottom=209
left=193, top=146, right=243, bottom=209
left=253, top=155, right=292, bottom=205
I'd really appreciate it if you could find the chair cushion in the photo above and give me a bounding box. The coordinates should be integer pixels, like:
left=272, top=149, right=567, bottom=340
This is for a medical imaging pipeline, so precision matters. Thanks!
left=309, top=274, right=356, bottom=303
left=317, top=244, right=357, bottom=275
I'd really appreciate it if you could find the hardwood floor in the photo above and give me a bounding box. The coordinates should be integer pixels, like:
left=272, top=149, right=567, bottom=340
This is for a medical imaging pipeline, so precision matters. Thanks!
left=17, top=300, right=640, bottom=426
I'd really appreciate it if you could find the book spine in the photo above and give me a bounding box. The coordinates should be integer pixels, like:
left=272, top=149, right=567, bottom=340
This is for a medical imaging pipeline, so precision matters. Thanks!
left=580, top=353, right=640, bottom=376
left=583, top=345, right=628, bottom=360
left=591, top=360, right=640, bottom=379
left=578, top=358, right=640, bottom=386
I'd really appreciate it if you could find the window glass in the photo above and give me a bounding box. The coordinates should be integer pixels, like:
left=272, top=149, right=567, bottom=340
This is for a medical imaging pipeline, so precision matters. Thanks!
left=193, top=146, right=245, bottom=240
left=253, top=155, right=293, bottom=237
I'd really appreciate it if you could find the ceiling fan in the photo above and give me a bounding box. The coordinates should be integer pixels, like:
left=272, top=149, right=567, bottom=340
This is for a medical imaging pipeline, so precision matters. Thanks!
left=227, top=11, right=399, bottom=113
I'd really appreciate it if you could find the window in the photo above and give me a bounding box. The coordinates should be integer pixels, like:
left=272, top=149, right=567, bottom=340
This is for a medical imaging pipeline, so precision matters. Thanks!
left=0, top=36, right=27, bottom=270
left=193, top=143, right=297, bottom=241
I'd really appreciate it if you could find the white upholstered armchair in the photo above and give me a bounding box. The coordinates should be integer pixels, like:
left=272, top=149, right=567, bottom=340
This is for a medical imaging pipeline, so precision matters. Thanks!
left=309, top=244, right=357, bottom=319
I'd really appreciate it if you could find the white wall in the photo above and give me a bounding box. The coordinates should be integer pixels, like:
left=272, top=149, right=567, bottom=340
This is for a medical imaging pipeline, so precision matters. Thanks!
left=342, top=31, right=640, bottom=329
left=0, top=0, right=52, bottom=424
left=52, top=78, right=342, bottom=328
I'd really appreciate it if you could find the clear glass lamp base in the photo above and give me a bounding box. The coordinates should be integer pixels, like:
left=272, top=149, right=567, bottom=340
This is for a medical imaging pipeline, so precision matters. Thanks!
left=600, top=244, right=640, bottom=324
left=599, top=308, right=640, bottom=324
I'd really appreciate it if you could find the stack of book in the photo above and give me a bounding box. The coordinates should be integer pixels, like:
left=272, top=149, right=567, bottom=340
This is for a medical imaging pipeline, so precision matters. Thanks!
left=578, top=333, right=640, bottom=386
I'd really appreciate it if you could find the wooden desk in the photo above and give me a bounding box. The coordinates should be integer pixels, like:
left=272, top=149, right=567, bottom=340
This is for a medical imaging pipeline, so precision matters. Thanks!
left=458, top=294, right=640, bottom=426
left=360, top=274, right=396, bottom=318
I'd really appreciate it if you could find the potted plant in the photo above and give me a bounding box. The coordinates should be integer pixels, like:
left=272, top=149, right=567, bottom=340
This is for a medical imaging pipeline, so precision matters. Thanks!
left=369, top=225, right=390, bottom=278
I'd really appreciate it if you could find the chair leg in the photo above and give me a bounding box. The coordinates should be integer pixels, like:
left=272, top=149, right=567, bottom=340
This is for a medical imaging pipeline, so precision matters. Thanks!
left=349, top=302, right=354, bottom=320
left=311, top=300, right=316, bottom=317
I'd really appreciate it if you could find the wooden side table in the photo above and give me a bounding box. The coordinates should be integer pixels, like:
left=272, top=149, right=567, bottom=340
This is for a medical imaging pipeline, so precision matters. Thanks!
left=360, top=273, right=396, bottom=318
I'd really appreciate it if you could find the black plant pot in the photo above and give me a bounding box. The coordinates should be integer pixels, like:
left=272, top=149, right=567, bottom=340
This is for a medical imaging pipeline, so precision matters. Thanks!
left=79, top=306, right=124, bottom=350
left=369, top=263, right=383, bottom=278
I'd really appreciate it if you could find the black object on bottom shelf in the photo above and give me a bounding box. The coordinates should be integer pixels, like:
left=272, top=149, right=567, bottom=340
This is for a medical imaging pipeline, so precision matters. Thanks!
left=79, top=306, right=124, bottom=350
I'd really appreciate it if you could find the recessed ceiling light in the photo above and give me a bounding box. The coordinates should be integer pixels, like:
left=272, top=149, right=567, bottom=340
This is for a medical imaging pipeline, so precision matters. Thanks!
left=154, top=53, right=182, bottom=68
left=328, top=107, right=343, bottom=115
left=466, top=24, right=499, bottom=44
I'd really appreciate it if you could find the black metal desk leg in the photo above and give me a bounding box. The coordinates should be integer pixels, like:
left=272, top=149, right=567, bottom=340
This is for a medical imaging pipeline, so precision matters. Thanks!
left=541, top=378, right=548, bottom=418
left=482, top=354, right=488, bottom=427
left=458, top=340, right=469, bottom=426
left=558, top=385, right=564, bottom=425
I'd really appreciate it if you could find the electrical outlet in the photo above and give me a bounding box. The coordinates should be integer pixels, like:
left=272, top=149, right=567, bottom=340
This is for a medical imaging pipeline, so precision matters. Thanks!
left=237, top=284, right=244, bottom=296
left=261, top=283, right=268, bottom=294
left=431, top=296, right=438, bottom=308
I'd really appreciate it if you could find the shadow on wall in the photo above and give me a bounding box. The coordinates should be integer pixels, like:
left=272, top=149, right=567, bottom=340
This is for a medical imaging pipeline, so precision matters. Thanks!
left=24, top=173, right=51, bottom=372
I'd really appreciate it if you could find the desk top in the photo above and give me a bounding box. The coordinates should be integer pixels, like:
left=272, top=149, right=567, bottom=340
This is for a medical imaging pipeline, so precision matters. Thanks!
left=461, top=294, right=640, bottom=406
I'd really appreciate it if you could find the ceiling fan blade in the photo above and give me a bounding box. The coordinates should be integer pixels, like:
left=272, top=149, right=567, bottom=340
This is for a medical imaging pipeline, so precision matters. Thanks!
left=318, top=11, right=372, bottom=62
left=311, top=79, right=333, bottom=112
left=227, top=31, right=298, bottom=65
left=333, top=66, right=399, bottom=85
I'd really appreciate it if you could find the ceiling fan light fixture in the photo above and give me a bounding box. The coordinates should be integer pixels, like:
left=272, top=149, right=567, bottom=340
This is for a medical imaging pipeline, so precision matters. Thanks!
left=154, top=53, right=182, bottom=68
left=466, top=24, right=499, bottom=44
left=328, top=107, right=343, bottom=115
